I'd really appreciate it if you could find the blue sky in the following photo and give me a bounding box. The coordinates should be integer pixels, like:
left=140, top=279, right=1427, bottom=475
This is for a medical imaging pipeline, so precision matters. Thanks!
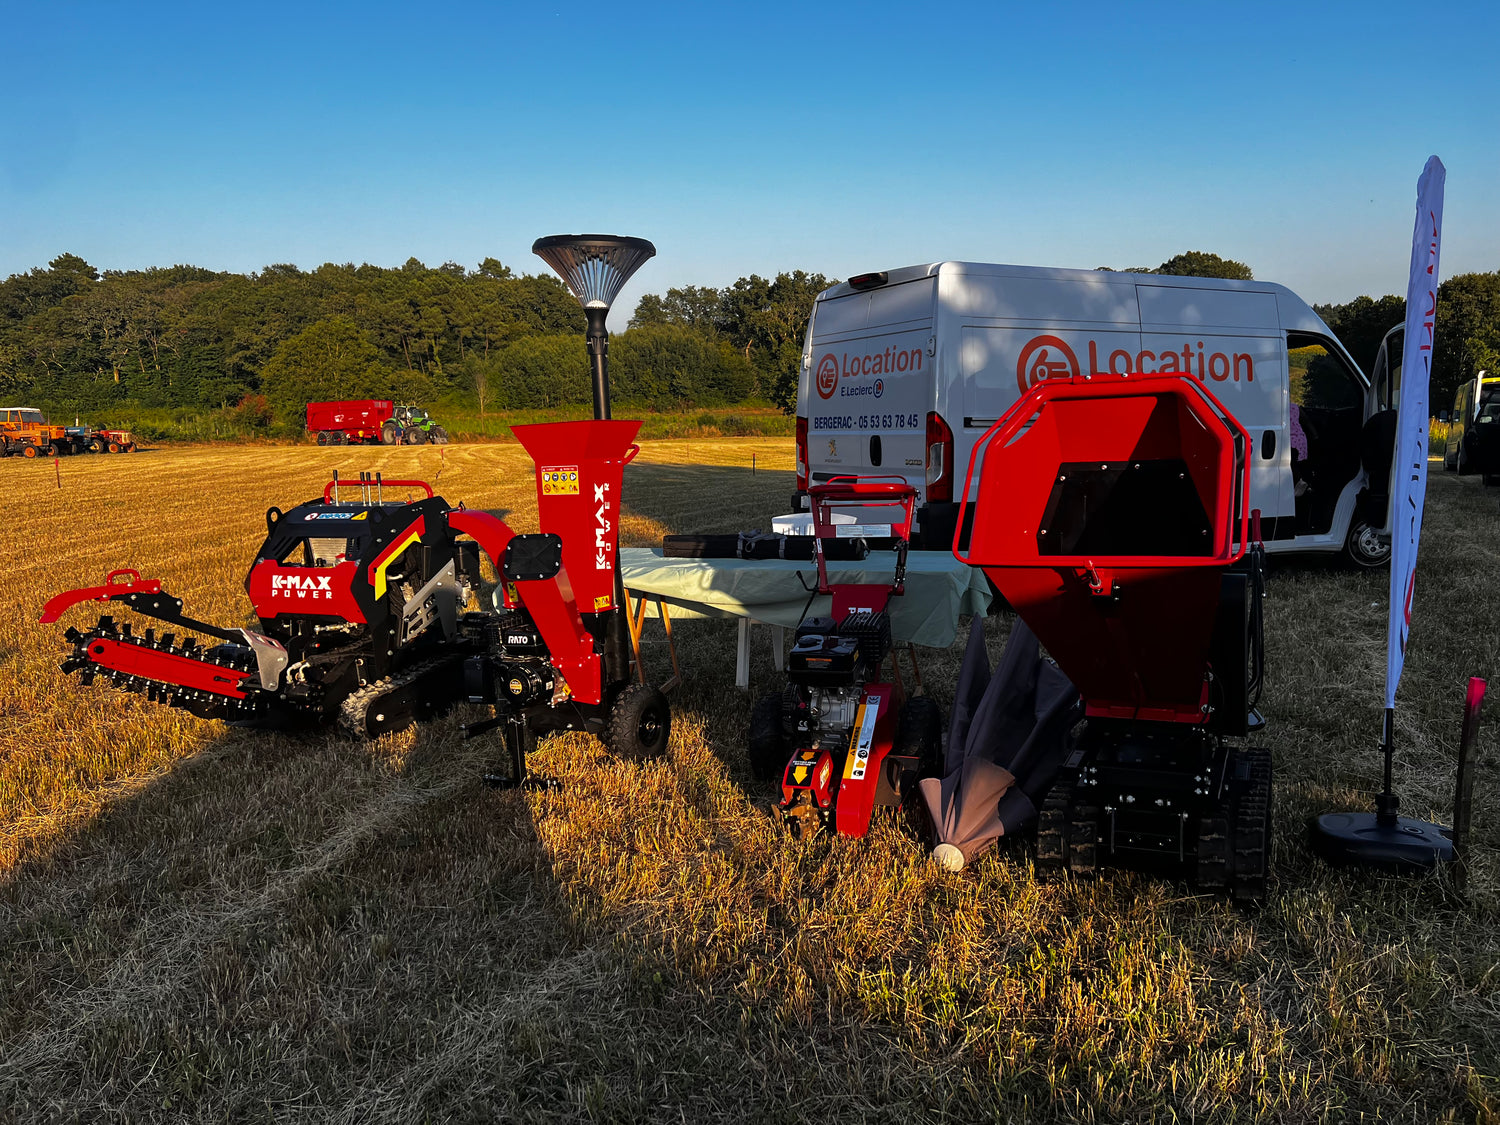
left=1, top=1, right=1495, bottom=320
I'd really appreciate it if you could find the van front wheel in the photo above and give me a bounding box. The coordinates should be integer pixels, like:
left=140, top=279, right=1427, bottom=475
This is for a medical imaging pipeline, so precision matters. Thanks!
left=1345, top=520, right=1391, bottom=569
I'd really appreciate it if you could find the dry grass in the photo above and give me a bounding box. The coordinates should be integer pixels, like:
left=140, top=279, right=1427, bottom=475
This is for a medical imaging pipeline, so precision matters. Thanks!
left=1, top=442, right=1498, bottom=1123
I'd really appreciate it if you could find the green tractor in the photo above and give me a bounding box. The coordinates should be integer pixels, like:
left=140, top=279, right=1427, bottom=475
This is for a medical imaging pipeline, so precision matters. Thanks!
left=391, top=405, right=450, bottom=445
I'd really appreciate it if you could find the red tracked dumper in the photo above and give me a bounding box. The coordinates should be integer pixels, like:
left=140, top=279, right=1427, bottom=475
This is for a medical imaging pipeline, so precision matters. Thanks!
left=956, top=371, right=1272, bottom=900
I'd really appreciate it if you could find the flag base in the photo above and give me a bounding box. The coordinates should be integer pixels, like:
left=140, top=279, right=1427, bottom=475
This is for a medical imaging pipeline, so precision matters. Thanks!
left=1310, top=811, right=1453, bottom=872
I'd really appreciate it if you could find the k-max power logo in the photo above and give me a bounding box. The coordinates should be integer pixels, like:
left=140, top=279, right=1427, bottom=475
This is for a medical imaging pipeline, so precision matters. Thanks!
left=270, top=573, right=335, bottom=599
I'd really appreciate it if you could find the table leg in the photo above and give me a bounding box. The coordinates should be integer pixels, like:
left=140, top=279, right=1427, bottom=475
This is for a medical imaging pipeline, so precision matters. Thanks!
left=771, top=625, right=785, bottom=672
left=658, top=599, right=682, bottom=693
left=736, top=617, right=750, bottom=691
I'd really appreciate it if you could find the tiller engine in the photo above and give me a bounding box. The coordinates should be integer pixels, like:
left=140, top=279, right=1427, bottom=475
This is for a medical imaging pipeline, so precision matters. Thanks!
left=748, top=477, right=942, bottom=838
left=956, top=372, right=1272, bottom=900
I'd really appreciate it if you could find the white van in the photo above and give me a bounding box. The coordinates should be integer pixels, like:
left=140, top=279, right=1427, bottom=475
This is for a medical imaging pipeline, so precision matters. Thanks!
left=792, top=262, right=1396, bottom=566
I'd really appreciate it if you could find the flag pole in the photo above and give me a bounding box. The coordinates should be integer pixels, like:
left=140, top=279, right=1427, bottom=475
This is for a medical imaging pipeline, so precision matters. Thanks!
left=1377, top=707, right=1398, bottom=826
left=1310, top=156, right=1454, bottom=872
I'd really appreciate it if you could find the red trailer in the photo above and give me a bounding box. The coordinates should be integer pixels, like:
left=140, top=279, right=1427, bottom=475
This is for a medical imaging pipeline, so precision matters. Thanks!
left=306, top=400, right=397, bottom=446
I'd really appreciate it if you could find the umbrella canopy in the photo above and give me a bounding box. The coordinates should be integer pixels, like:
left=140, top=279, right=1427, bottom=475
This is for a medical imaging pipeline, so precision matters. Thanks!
left=922, top=619, right=1078, bottom=870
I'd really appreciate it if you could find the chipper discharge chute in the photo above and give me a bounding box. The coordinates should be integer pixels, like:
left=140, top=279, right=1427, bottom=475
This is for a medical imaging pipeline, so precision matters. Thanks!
left=956, top=372, right=1271, bottom=900
left=748, top=476, right=944, bottom=839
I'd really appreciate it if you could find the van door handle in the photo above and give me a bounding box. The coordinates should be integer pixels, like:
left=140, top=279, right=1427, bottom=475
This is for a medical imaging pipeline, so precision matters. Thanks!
left=1261, top=430, right=1276, bottom=459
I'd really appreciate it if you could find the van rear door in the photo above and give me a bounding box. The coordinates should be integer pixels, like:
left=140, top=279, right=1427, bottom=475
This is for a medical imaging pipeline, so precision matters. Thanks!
left=806, top=278, right=935, bottom=494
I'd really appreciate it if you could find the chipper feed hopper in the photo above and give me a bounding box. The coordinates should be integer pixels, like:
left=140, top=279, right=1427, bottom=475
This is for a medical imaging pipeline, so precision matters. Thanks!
left=956, top=372, right=1271, bottom=900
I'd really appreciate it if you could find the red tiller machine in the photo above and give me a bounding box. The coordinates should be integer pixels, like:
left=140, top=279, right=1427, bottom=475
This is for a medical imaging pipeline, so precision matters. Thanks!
left=956, top=371, right=1271, bottom=899
left=750, top=476, right=943, bottom=838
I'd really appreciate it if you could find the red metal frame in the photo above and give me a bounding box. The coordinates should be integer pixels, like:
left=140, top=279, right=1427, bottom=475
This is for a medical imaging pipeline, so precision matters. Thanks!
left=40, top=570, right=164, bottom=624
left=956, top=373, right=1251, bottom=724
left=322, top=478, right=433, bottom=503
left=808, top=476, right=917, bottom=598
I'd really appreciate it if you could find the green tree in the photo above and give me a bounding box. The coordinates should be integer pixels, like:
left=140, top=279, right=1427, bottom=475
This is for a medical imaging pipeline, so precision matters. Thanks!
left=612, top=324, right=755, bottom=406
left=718, top=271, right=834, bottom=411
left=258, top=316, right=391, bottom=419
left=1314, top=293, right=1406, bottom=377
left=490, top=334, right=589, bottom=408
left=1154, top=251, right=1253, bottom=280
left=628, top=285, right=724, bottom=333
left=1433, top=272, right=1500, bottom=406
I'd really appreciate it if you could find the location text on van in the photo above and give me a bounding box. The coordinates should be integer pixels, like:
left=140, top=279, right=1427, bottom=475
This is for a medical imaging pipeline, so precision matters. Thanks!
left=1016, top=333, right=1255, bottom=392
left=815, top=346, right=923, bottom=399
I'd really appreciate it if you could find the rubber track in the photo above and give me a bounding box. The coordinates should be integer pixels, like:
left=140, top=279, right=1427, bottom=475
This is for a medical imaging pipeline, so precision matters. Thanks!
left=1035, top=781, right=1072, bottom=880
left=337, top=656, right=453, bottom=739
left=1231, top=746, right=1273, bottom=903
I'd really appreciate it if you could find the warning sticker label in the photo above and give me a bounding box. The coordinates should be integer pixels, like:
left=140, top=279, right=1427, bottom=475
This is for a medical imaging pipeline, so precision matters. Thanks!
left=540, top=466, right=580, bottom=495
left=843, top=701, right=880, bottom=782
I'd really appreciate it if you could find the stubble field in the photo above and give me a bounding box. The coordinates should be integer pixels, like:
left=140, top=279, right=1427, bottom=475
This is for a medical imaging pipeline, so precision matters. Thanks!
left=1, top=439, right=1498, bottom=1123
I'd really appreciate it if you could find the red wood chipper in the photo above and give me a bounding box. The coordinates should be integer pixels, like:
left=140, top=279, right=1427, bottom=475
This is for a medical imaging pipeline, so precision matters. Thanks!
left=749, top=476, right=943, bottom=838
left=956, top=371, right=1272, bottom=900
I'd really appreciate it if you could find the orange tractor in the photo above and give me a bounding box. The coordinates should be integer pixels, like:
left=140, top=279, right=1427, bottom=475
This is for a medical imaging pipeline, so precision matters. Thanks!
left=1, top=407, right=75, bottom=458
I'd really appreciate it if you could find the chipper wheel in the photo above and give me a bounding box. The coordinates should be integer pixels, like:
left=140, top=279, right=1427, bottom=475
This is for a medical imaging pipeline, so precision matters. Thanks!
left=748, top=691, right=784, bottom=780
left=606, top=683, right=671, bottom=760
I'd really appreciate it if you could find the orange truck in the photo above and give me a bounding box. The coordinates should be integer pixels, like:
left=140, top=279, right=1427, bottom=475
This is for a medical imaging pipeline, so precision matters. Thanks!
left=0, top=407, right=77, bottom=458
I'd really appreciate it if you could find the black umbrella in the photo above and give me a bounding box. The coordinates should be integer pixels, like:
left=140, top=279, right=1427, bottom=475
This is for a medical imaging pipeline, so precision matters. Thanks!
left=921, top=619, right=1078, bottom=870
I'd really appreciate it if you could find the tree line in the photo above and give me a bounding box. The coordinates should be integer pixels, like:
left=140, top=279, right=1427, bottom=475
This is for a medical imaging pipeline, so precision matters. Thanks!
left=0, top=254, right=827, bottom=425
left=1, top=249, right=1495, bottom=429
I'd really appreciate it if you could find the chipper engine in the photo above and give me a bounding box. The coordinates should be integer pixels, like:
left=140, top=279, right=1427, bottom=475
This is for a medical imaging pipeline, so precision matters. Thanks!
left=748, top=477, right=942, bottom=838
left=956, top=371, right=1272, bottom=900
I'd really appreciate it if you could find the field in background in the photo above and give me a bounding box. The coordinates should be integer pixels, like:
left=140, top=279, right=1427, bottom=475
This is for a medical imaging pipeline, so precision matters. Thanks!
left=66, top=399, right=795, bottom=446
left=1, top=442, right=1497, bottom=1122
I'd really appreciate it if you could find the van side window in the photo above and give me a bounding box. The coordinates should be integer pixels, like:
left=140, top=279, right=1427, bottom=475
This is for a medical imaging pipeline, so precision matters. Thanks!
left=1287, top=334, right=1362, bottom=410
left=1286, top=332, right=1366, bottom=538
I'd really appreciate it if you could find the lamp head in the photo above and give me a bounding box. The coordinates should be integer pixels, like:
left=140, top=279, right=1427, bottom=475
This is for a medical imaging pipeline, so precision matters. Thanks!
left=532, top=234, right=656, bottom=314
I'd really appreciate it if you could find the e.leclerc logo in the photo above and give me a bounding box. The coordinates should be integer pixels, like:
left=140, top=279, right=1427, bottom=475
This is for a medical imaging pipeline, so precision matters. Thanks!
left=1016, top=335, right=1080, bottom=392
left=815, top=354, right=840, bottom=399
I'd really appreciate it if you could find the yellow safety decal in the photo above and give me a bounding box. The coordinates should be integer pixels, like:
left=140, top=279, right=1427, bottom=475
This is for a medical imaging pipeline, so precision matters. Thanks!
left=843, top=701, right=880, bottom=782
left=351, top=511, right=368, bottom=521
left=368, top=517, right=425, bottom=600
left=593, top=594, right=611, bottom=610
left=793, top=765, right=809, bottom=784
left=540, top=466, right=580, bottom=496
